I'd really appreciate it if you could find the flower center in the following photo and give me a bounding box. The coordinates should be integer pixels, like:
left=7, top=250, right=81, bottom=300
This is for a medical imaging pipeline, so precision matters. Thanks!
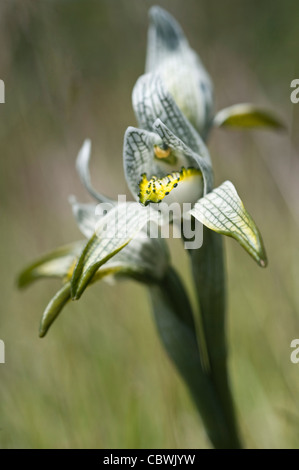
left=154, top=144, right=177, bottom=165
left=138, top=167, right=202, bottom=206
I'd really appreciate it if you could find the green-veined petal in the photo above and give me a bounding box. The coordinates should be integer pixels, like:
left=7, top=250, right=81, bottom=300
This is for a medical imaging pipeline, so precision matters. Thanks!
left=146, top=6, right=213, bottom=137
left=70, top=198, right=169, bottom=278
left=213, top=104, right=284, bottom=130
left=190, top=181, right=267, bottom=267
left=71, top=202, right=161, bottom=299
left=17, top=241, right=85, bottom=288
left=124, top=120, right=212, bottom=201
left=123, top=127, right=162, bottom=198
left=39, top=245, right=170, bottom=338
left=132, top=73, right=211, bottom=158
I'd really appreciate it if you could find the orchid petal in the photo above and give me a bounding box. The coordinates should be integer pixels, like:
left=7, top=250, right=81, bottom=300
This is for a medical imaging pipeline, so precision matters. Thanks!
left=17, top=241, right=84, bottom=288
left=153, top=119, right=213, bottom=194
left=123, top=127, right=162, bottom=198
left=70, top=198, right=169, bottom=278
left=132, top=73, right=211, bottom=158
left=71, top=202, right=162, bottom=299
left=190, top=181, right=267, bottom=267
left=76, top=139, right=111, bottom=203
left=146, top=6, right=213, bottom=136
left=213, top=104, right=284, bottom=130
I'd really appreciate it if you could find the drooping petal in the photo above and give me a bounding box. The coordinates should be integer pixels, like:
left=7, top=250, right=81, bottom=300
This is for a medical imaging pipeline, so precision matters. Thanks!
left=108, top=236, right=169, bottom=284
left=39, top=237, right=170, bottom=338
left=17, top=241, right=85, bottom=288
left=132, top=73, right=211, bottom=158
left=39, top=282, right=72, bottom=337
left=38, top=265, right=133, bottom=338
left=146, top=6, right=213, bottom=137
left=71, top=202, right=162, bottom=299
left=190, top=181, right=267, bottom=267
left=76, top=139, right=112, bottom=203
left=70, top=197, right=169, bottom=277
left=213, top=104, right=284, bottom=130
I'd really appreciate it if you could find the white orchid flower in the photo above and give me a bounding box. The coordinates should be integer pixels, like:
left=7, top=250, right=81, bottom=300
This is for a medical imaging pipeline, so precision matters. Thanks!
left=124, top=73, right=267, bottom=268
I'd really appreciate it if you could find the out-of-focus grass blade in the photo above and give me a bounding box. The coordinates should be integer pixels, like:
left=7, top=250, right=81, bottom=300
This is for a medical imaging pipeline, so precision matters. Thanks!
left=213, top=104, right=284, bottom=130
left=191, top=181, right=267, bottom=267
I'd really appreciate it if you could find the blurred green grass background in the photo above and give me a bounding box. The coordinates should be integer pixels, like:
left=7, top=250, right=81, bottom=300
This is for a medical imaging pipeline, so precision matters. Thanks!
left=1, top=0, right=299, bottom=448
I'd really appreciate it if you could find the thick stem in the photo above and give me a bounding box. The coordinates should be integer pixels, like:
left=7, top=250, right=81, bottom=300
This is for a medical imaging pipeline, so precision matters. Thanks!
left=188, top=227, right=241, bottom=447
left=149, top=266, right=241, bottom=448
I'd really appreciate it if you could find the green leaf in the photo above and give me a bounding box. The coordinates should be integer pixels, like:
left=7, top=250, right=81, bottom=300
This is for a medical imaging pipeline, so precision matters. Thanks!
left=71, top=202, right=161, bottom=299
left=213, top=104, right=284, bottom=130
left=190, top=181, right=267, bottom=267
left=76, top=139, right=111, bottom=203
left=17, top=241, right=84, bottom=288
left=146, top=7, right=213, bottom=137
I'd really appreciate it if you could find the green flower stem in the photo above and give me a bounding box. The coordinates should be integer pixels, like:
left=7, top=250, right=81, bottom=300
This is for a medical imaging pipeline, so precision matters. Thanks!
left=188, top=227, right=242, bottom=448
left=149, top=266, right=241, bottom=449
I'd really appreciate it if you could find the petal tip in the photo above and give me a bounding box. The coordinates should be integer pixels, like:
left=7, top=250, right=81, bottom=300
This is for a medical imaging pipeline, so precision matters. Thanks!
left=259, top=257, right=268, bottom=268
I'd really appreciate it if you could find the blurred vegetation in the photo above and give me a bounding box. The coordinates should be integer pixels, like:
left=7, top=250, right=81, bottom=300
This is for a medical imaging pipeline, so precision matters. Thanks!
left=1, top=0, right=299, bottom=448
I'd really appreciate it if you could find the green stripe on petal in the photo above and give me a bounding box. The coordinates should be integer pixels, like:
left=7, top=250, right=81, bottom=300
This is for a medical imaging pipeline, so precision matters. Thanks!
left=17, top=241, right=85, bottom=288
left=39, top=282, right=72, bottom=337
left=70, top=197, right=169, bottom=279
left=213, top=104, right=284, bottom=130
left=71, top=203, right=161, bottom=299
left=190, top=181, right=267, bottom=267
left=39, top=247, right=169, bottom=338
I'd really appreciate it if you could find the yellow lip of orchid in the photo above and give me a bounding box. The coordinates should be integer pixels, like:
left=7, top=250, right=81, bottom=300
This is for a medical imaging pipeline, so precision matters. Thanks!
left=138, top=166, right=203, bottom=206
